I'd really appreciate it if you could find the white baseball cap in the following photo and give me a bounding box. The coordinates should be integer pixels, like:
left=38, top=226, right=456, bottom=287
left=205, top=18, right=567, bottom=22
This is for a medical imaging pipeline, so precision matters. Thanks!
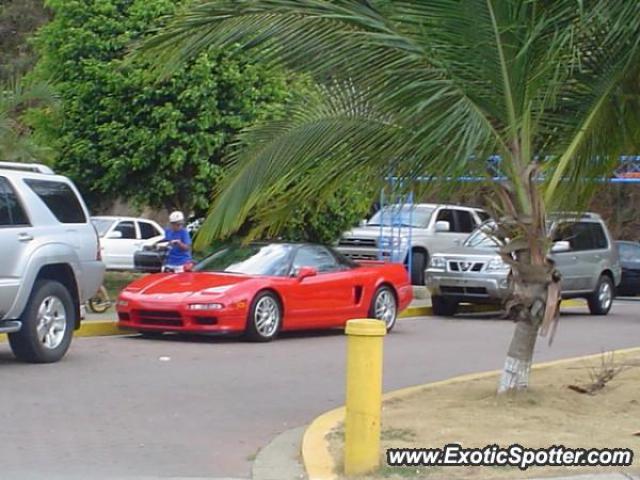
left=169, top=211, right=185, bottom=223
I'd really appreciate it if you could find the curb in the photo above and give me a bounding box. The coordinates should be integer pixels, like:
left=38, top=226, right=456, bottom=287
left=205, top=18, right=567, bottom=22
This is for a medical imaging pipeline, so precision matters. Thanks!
left=0, top=320, right=126, bottom=343
left=301, top=346, right=640, bottom=480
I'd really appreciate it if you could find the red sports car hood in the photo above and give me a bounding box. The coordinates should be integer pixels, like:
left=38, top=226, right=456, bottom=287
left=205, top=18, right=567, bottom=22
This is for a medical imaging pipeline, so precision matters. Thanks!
left=125, top=272, right=251, bottom=297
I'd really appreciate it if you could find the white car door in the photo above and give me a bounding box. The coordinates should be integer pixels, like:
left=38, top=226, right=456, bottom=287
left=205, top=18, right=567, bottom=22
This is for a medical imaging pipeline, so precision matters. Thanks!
left=102, top=220, right=140, bottom=270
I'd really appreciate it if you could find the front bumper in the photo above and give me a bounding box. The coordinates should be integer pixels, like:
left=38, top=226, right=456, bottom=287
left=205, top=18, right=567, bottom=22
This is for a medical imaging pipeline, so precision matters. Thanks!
left=117, top=299, right=247, bottom=334
left=425, top=269, right=511, bottom=303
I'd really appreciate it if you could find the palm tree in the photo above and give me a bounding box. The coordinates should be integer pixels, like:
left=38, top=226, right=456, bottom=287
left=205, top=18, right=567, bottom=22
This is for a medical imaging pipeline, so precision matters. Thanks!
left=142, top=0, right=640, bottom=392
left=0, top=79, right=57, bottom=162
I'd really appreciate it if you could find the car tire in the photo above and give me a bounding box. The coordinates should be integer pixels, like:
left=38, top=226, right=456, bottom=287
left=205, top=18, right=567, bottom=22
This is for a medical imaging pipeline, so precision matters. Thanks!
left=587, top=275, right=614, bottom=315
left=8, top=280, right=75, bottom=363
left=431, top=295, right=459, bottom=317
left=245, top=291, right=281, bottom=342
left=410, top=250, right=427, bottom=285
left=369, top=285, right=398, bottom=332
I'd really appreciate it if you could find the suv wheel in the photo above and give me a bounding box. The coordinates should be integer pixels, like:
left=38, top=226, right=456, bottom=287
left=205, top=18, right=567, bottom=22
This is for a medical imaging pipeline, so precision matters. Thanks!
left=431, top=295, right=459, bottom=317
left=410, top=250, right=428, bottom=285
left=587, top=275, right=614, bottom=315
left=8, top=280, right=75, bottom=363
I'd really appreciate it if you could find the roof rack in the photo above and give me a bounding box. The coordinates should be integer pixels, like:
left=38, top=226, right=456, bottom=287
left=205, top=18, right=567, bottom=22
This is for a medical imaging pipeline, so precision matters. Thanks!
left=0, top=162, right=55, bottom=175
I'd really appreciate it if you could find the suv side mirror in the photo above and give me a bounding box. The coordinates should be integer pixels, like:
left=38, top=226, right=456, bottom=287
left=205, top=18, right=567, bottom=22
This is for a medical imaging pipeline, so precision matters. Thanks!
left=107, top=230, right=123, bottom=239
left=435, top=221, right=450, bottom=232
left=297, top=266, right=318, bottom=281
left=551, top=240, right=570, bottom=253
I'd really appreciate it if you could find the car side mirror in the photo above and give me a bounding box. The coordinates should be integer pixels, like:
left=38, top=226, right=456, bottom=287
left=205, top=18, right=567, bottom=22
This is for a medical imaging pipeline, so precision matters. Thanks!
left=359, top=219, right=367, bottom=227
left=183, top=262, right=194, bottom=272
left=551, top=240, right=570, bottom=253
left=435, top=221, right=450, bottom=232
left=297, top=266, right=318, bottom=281
left=107, top=230, right=123, bottom=239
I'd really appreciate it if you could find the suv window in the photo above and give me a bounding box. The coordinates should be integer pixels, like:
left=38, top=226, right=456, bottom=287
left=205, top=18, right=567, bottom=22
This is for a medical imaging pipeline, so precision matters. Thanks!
left=476, top=210, right=491, bottom=222
left=25, top=179, right=86, bottom=224
left=618, top=243, right=640, bottom=262
left=436, top=208, right=475, bottom=233
left=293, top=245, right=339, bottom=273
left=115, top=221, right=137, bottom=239
left=0, top=177, right=29, bottom=226
left=589, top=223, right=608, bottom=249
left=553, top=221, right=607, bottom=251
left=435, top=209, right=455, bottom=231
left=139, top=221, right=160, bottom=240
left=455, top=210, right=475, bottom=233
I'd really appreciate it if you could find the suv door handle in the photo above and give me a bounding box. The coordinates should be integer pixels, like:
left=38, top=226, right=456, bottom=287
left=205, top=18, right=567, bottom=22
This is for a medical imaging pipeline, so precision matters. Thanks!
left=17, top=233, right=33, bottom=242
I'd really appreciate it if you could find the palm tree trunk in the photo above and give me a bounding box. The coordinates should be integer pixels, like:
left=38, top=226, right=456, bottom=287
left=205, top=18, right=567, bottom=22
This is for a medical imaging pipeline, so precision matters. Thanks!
left=498, top=320, right=538, bottom=393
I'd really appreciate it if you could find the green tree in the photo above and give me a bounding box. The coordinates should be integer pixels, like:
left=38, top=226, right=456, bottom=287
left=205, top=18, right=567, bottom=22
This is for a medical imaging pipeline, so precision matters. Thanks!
left=0, top=79, right=56, bottom=162
left=253, top=179, right=373, bottom=243
left=29, top=0, right=298, bottom=214
left=143, top=0, right=640, bottom=392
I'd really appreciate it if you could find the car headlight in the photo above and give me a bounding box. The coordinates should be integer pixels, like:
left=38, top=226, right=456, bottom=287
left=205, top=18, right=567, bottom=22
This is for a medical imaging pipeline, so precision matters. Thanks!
left=485, top=258, right=510, bottom=272
left=429, top=256, right=447, bottom=269
left=188, top=303, right=224, bottom=311
left=117, top=299, right=129, bottom=308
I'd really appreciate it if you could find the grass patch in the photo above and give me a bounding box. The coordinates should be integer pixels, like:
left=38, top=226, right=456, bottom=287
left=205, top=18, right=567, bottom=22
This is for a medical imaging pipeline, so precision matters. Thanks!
left=329, top=350, right=640, bottom=479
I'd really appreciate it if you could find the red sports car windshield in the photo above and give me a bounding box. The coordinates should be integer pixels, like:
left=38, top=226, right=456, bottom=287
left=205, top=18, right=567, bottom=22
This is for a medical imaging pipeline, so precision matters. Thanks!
left=194, top=244, right=294, bottom=276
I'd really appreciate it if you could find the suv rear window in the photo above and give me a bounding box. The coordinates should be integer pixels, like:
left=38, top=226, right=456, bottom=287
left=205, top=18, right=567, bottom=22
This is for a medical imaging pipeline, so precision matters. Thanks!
left=0, top=177, right=29, bottom=226
left=25, top=179, right=86, bottom=224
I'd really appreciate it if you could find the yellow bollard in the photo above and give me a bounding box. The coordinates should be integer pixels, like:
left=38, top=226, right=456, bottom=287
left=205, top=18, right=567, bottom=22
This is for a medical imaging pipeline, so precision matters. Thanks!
left=344, top=318, right=386, bottom=476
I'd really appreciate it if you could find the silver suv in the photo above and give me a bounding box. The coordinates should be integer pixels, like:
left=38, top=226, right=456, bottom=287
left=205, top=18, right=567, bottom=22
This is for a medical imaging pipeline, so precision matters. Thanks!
left=425, top=213, right=621, bottom=316
left=0, top=162, right=104, bottom=363
left=337, top=203, right=488, bottom=285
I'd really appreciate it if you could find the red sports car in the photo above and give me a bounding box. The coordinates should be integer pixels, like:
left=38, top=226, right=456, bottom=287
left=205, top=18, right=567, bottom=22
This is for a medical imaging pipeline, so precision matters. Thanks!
left=117, top=242, right=412, bottom=341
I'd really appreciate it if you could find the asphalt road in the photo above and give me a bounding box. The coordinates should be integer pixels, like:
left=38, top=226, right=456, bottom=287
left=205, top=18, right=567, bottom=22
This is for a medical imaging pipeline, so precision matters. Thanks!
left=1, top=300, right=638, bottom=479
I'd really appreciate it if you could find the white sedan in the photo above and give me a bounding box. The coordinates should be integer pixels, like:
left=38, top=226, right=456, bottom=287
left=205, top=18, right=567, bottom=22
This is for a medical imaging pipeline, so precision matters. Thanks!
left=92, top=216, right=165, bottom=270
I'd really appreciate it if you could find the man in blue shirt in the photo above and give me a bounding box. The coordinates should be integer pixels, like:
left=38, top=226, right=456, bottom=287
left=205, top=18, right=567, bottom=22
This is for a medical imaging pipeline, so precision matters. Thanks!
left=164, top=211, right=192, bottom=272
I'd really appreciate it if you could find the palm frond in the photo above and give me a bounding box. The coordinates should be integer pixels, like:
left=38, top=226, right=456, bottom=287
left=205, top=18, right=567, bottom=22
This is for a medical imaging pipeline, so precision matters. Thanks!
left=0, top=78, right=58, bottom=163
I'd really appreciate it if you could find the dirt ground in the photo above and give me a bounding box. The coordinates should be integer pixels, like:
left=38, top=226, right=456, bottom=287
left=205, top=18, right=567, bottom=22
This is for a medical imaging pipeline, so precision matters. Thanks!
left=329, top=350, right=640, bottom=479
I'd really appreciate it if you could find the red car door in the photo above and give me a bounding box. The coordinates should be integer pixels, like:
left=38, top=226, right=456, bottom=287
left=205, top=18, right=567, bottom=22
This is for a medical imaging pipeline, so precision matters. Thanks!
left=285, top=245, right=360, bottom=328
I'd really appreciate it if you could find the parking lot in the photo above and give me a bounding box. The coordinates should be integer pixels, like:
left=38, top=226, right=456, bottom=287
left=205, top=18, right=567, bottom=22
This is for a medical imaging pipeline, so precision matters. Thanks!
left=1, top=299, right=638, bottom=480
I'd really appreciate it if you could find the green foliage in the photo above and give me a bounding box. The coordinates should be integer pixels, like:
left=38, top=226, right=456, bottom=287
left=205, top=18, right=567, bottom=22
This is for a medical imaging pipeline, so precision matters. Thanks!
left=256, top=181, right=373, bottom=244
left=29, top=0, right=298, bottom=213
